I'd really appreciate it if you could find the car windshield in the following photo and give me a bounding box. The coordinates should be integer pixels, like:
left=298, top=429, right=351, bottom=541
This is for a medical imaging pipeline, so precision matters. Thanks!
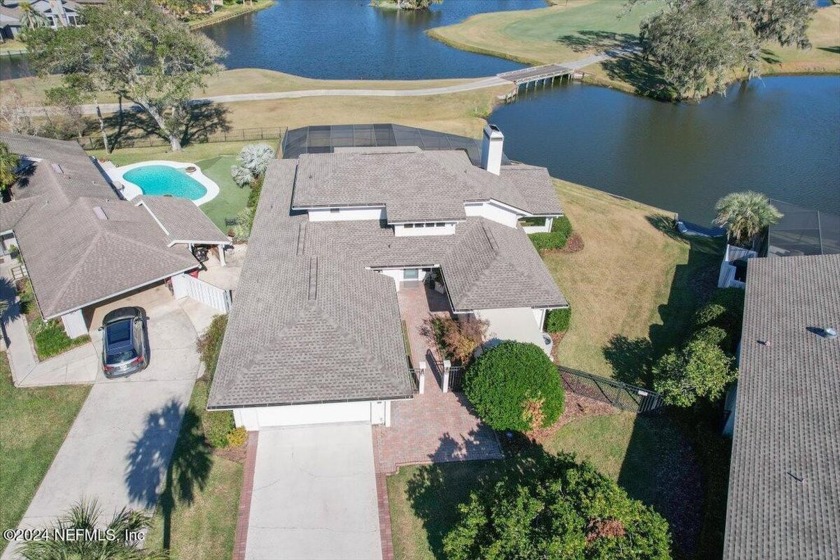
left=104, top=320, right=137, bottom=364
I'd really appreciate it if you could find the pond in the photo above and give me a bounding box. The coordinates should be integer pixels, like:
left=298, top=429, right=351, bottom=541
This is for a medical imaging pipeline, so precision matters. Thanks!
left=490, top=76, right=840, bottom=223
left=201, top=0, right=544, bottom=79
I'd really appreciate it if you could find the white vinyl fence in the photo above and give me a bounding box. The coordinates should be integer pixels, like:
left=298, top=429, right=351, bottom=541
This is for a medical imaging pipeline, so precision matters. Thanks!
left=171, top=273, right=231, bottom=313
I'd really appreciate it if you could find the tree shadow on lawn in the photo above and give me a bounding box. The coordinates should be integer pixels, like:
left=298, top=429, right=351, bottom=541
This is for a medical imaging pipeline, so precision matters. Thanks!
left=99, top=101, right=231, bottom=151
left=125, top=399, right=211, bottom=551
left=555, top=30, right=676, bottom=101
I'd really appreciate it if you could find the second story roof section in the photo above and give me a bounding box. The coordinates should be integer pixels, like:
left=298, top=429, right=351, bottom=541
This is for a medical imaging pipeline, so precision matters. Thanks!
left=290, top=125, right=562, bottom=230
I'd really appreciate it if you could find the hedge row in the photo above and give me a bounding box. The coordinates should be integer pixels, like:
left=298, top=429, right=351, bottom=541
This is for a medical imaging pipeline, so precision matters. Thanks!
left=528, top=215, right=572, bottom=251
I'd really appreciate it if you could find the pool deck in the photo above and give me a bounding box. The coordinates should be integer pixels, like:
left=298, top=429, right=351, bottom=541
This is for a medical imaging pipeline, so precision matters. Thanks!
left=103, top=160, right=220, bottom=206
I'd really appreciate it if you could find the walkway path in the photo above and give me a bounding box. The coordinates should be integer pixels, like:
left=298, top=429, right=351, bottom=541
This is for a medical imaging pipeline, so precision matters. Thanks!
left=28, top=51, right=614, bottom=117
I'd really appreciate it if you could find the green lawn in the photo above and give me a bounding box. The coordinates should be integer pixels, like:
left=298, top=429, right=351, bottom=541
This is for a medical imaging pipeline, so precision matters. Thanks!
left=0, top=353, right=90, bottom=556
left=90, top=141, right=253, bottom=167
left=197, top=156, right=252, bottom=231
left=145, top=378, right=243, bottom=559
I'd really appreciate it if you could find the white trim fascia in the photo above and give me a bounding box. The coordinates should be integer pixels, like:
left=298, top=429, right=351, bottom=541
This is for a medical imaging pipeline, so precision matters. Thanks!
left=44, top=264, right=197, bottom=320
left=167, top=239, right=230, bottom=248
left=293, top=204, right=386, bottom=211
left=387, top=219, right=465, bottom=225
left=135, top=200, right=171, bottom=236
left=465, top=198, right=562, bottom=219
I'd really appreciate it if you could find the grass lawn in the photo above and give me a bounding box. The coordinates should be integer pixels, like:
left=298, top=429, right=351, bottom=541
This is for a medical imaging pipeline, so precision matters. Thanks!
left=430, top=1, right=840, bottom=96
left=89, top=141, right=253, bottom=167
left=144, top=378, right=243, bottom=559
left=197, top=155, right=251, bottom=231
left=0, top=352, right=90, bottom=556
left=545, top=180, right=723, bottom=380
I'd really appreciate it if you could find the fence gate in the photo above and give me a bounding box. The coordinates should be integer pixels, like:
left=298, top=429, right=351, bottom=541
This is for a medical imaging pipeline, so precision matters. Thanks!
left=558, top=366, right=665, bottom=414
left=171, top=273, right=231, bottom=314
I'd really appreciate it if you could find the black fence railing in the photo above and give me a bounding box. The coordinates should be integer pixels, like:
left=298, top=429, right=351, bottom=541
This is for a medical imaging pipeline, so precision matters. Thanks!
left=559, top=366, right=665, bottom=414
left=76, top=126, right=287, bottom=151
left=447, top=366, right=465, bottom=392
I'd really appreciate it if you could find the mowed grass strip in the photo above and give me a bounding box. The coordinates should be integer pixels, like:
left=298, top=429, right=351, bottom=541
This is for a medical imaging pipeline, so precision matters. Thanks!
left=0, top=353, right=90, bottom=556
left=197, top=155, right=252, bottom=231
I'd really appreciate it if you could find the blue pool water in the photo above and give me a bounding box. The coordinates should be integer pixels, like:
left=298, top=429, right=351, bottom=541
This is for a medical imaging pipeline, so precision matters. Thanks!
left=123, top=165, right=207, bottom=201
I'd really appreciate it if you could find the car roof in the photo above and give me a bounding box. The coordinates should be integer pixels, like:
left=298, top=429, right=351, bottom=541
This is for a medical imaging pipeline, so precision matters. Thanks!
left=102, top=307, right=141, bottom=325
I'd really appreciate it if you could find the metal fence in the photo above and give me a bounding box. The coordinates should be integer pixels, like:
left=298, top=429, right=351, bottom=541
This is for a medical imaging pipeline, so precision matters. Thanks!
left=447, top=365, right=465, bottom=392
left=559, top=366, right=665, bottom=414
left=75, top=127, right=286, bottom=151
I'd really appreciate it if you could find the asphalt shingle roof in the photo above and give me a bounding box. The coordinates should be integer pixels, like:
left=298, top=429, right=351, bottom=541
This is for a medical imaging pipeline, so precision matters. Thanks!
left=209, top=154, right=567, bottom=409
left=724, top=254, right=840, bottom=560
left=292, top=150, right=562, bottom=222
left=0, top=133, right=226, bottom=318
left=136, top=196, right=229, bottom=245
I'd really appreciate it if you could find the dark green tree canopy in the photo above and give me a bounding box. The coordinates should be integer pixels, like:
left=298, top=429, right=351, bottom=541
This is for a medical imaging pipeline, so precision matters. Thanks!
left=443, top=452, right=672, bottom=560
left=653, top=338, right=736, bottom=408
left=630, top=0, right=816, bottom=100
left=25, top=0, right=225, bottom=151
left=464, top=341, right=564, bottom=431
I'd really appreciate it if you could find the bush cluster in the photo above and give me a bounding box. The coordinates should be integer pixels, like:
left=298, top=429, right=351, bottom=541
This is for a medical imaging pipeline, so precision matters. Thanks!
left=545, top=307, right=571, bottom=333
left=195, top=315, right=239, bottom=447
left=204, top=409, right=235, bottom=449
left=464, top=341, right=564, bottom=431
left=443, top=452, right=672, bottom=560
left=528, top=215, right=572, bottom=252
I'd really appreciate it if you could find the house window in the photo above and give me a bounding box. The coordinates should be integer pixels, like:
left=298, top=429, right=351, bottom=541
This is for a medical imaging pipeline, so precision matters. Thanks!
left=404, top=223, right=414, bottom=228
left=404, top=269, right=419, bottom=280
left=435, top=222, right=445, bottom=227
left=416, top=223, right=425, bottom=228
left=330, top=208, right=340, bottom=214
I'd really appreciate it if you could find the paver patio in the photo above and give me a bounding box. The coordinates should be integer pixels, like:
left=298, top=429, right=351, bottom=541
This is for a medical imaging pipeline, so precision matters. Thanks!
left=373, top=284, right=502, bottom=475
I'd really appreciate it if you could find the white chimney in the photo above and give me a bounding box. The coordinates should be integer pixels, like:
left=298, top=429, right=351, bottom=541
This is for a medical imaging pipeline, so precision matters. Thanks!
left=481, top=124, right=504, bottom=175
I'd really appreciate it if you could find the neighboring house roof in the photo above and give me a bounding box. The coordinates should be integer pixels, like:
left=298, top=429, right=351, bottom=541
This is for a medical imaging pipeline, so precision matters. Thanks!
left=0, top=6, right=21, bottom=25
left=724, top=254, right=840, bottom=560
left=291, top=150, right=562, bottom=222
left=209, top=153, right=567, bottom=410
left=136, top=196, right=229, bottom=245
left=0, top=132, right=227, bottom=319
left=208, top=160, right=414, bottom=409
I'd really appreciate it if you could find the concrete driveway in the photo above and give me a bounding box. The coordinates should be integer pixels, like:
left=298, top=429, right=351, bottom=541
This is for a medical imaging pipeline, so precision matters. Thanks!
left=1, top=288, right=207, bottom=560
left=245, top=423, right=383, bottom=560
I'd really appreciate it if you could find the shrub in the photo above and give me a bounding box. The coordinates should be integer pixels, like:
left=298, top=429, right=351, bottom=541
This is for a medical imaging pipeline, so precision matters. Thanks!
left=246, top=173, right=264, bottom=209
left=545, top=307, right=571, bottom=333
left=424, top=315, right=488, bottom=364
left=204, top=410, right=235, bottom=449
left=196, top=314, right=228, bottom=380
left=528, top=215, right=573, bottom=251
left=653, top=339, right=736, bottom=408
left=694, top=303, right=727, bottom=329
left=443, top=452, right=672, bottom=560
left=226, top=426, right=247, bottom=448
left=464, top=341, right=564, bottom=431
left=29, top=318, right=91, bottom=360
left=232, top=207, right=255, bottom=241
left=692, top=326, right=727, bottom=347
left=694, top=288, right=745, bottom=352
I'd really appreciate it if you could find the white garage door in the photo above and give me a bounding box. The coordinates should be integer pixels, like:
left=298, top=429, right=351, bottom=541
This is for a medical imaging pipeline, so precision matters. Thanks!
left=234, top=401, right=387, bottom=430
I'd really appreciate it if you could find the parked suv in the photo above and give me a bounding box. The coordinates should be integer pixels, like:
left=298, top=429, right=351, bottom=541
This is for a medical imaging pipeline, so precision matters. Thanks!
left=100, top=307, right=149, bottom=378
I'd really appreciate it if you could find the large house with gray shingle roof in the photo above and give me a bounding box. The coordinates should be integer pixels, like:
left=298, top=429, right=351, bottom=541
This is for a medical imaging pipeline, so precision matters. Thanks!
left=0, top=132, right=229, bottom=337
left=208, top=125, right=569, bottom=429
left=723, top=254, right=840, bottom=560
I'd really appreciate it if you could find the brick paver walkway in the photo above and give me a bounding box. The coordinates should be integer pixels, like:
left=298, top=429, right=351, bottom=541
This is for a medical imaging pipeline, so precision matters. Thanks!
left=373, top=285, right=503, bottom=475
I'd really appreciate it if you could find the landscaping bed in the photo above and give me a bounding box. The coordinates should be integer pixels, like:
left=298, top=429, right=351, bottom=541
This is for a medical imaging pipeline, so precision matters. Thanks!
left=0, top=353, right=90, bottom=556
left=16, top=279, right=91, bottom=361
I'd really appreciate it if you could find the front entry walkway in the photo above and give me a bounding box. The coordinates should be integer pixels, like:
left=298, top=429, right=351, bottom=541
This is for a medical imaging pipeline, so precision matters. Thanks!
left=373, top=285, right=502, bottom=475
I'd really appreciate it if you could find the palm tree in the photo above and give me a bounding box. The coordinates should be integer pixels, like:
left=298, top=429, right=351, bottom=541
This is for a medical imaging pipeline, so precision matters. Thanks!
left=0, top=142, right=20, bottom=194
left=18, top=2, right=50, bottom=30
left=714, top=191, right=783, bottom=248
left=18, top=499, right=168, bottom=560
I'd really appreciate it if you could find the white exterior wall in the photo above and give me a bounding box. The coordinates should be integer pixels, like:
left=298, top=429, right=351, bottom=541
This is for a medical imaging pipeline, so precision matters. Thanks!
left=532, top=308, right=547, bottom=330
left=377, top=268, right=429, bottom=291
left=464, top=201, right=521, bottom=228
left=61, top=309, right=88, bottom=339
left=521, top=217, right=555, bottom=234
left=233, top=400, right=390, bottom=430
left=307, top=206, right=386, bottom=222
left=171, top=273, right=231, bottom=313
left=394, top=222, right=457, bottom=237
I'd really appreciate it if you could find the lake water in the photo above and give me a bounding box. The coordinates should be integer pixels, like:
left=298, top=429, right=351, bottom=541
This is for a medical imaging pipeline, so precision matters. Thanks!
left=201, top=0, right=543, bottom=79
left=490, top=76, right=840, bottom=223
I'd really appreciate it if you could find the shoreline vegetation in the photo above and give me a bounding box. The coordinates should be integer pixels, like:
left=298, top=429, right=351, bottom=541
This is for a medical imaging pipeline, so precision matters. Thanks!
left=188, top=0, right=275, bottom=30
left=427, top=0, right=840, bottom=100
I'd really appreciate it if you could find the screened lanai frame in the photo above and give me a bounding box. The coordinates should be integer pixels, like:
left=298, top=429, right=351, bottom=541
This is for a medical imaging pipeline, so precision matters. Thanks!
left=766, top=199, right=840, bottom=257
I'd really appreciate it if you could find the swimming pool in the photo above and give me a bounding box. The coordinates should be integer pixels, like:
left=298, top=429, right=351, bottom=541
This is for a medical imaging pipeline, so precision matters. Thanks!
left=109, top=160, right=220, bottom=206
left=122, top=165, right=207, bottom=201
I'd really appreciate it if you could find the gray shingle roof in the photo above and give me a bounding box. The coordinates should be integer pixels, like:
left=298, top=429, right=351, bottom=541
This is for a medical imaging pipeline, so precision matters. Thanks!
left=292, top=150, right=562, bottom=222
left=136, top=196, right=229, bottom=245
left=208, top=160, right=414, bottom=409
left=724, top=254, right=840, bottom=560
left=209, top=154, right=567, bottom=409
left=0, top=133, right=227, bottom=318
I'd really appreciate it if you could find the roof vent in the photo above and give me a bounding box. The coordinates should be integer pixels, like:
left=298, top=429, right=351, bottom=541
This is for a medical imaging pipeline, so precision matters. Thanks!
left=824, top=327, right=837, bottom=339
left=50, top=163, right=64, bottom=174
left=93, top=206, right=108, bottom=220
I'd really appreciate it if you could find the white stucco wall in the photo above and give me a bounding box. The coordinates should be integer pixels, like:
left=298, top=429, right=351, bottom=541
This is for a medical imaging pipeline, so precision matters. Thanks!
left=377, top=268, right=428, bottom=291
left=475, top=307, right=552, bottom=356
left=307, top=206, right=386, bottom=222
left=521, top=217, right=555, bottom=234
left=233, top=400, right=391, bottom=430
left=394, top=222, right=457, bottom=237
left=60, top=309, right=88, bottom=339
left=464, top=201, right=522, bottom=228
